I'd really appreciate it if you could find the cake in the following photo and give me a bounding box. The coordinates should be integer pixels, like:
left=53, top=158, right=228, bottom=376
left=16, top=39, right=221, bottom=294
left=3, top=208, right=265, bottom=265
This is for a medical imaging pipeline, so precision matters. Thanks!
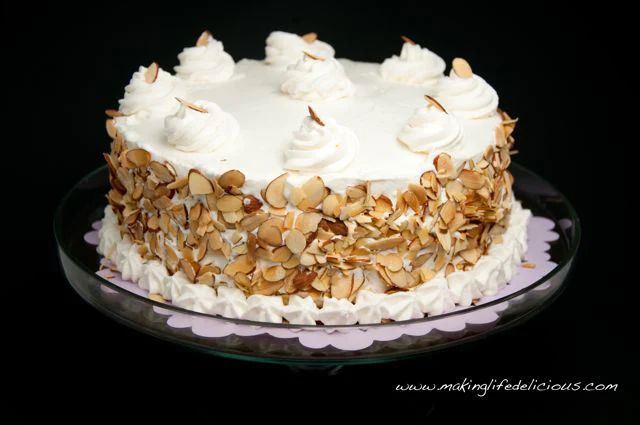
left=98, top=30, right=530, bottom=325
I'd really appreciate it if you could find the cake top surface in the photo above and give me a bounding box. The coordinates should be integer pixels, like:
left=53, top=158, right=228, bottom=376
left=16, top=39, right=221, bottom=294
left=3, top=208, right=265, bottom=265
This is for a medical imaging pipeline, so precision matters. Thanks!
left=114, top=31, right=504, bottom=195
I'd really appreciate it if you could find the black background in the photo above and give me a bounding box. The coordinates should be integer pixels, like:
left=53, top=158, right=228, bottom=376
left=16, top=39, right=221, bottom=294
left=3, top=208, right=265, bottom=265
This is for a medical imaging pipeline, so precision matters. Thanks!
left=8, top=1, right=633, bottom=422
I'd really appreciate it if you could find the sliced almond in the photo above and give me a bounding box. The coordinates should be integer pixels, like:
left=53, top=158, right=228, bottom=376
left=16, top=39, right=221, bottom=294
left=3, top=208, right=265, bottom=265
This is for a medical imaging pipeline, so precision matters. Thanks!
left=216, top=195, right=243, bottom=212
left=285, top=229, right=306, bottom=254
left=125, top=149, right=151, bottom=168
left=196, top=30, right=212, bottom=47
left=239, top=211, right=268, bottom=232
left=175, top=97, right=208, bottom=113
left=257, top=219, right=283, bottom=246
left=300, top=176, right=325, bottom=208
left=424, top=94, right=447, bottom=113
left=303, top=51, right=324, bottom=61
left=440, top=200, right=457, bottom=224
left=148, top=161, right=175, bottom=183
left=272, top=245, right=293, bottom=263
left=144, top=62, right=159, bottom=83
left=459, top=247, right=481, bottom=264
left=377, top=253, right=403, bottom=272
left=167, top=176, right=188, bottom=190
left=223, top=254, right=255, bottom=276
left=105, top=109, right=124, bottom=118
left=322, top=194, right=342, bottom=217
left=106, top=119, right=117, bottom=139
left=452, top=57, right=473, bottom=79
left=219, top=169, right=245, bottom=190
left=307, top=106, right=324, bottom=126
left=263, top=265, right=286, bottom=282
left=401, top=35, right=416, bottom=45
left=243, top=195, right=263, bottom=213
left=459, top=169, right=485, bottom=190
left=366, top=235, right=404, bottom=251
left=434, top=154, right=456, bottom=179
left=293, top=270, right=317, bottom=290
left=295, top=212, right=322, bottom=234
left=302, top=32, right=317, bottom=43
left=330, top=274, right=352, bottom=299
left=188, top=169, right=214, bottom=195
left=264, top=173, right=288, bottom=208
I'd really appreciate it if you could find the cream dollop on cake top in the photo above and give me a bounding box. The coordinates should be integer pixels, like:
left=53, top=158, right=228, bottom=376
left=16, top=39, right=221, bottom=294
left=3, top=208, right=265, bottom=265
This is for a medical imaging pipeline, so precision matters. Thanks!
left=174, top=31, right=235, bottom=83
left=118, top=63, right=185, bottom=116
left=164, top=99, right=239, bottom=153
left=265, top=31, right=335, bottom=67
left=281, top=53, right=355, bottom=101
left=438, top=58, right=499, bottom=119
left=380, top=36, right=445, bottom=87
left=398, top=95, right=464, bottom=154
left=284, top=107, right=359, bottom=173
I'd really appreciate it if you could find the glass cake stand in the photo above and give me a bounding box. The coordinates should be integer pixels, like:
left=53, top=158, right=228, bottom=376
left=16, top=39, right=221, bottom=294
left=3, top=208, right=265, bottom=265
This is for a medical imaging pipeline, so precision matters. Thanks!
left=55, top=164, right=580, bottom=366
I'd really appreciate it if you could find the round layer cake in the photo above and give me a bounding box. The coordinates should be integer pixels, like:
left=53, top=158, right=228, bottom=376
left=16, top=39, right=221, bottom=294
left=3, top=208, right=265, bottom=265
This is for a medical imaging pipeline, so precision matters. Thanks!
left=98, top=30, right=529, bottom=325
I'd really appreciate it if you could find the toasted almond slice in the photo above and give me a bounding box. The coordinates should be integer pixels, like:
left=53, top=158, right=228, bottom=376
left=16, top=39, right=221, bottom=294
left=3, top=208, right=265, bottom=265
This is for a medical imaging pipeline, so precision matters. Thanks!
left=366, top=235, right=404, bottom=251
left=322, top=194, right=342, bottom=217
left=303, top=51, right=324, bottom=61
left=264, top=172, right=288, bottom=208
left=377, top=253, right=403, bottom=272
left=218, top=169, right=245, bottom=190
left=330, top=274, right=352, bottom=299
left=440, top=200, right=457, bottom=224
left=302, top=32, right=317, bottom=43
left=434, top=154, right=456, bottom=179
left=300, top=176, right=326, bottom=208
left=188, top=169, right=214, bottom=195
left=196, top=271, right=215, bottom=286
left=401, top=35, right=416, bottom=45
left=285, top=229, right=306, bottom=254
left=243, top=195, right=263, bottom=213
left=106, top=119, right=117, bottom=139
left=272, top=245, right=293, bottom=263
left=459, top=247, right=481, bottom=264
left=445, top=263, right=455, bottom=277
left=258, top=220, right=283, bottom=246
left=307, top=106, right=324, bottom=126
left=436, top=228, right=452, bottom=252
left=167, top=176, right=188, bottom=190
left=217, top=195, right=243, bottom=212
left=424, top=94, right=447, bottom=113
left=239, top=211, right=268, bottom=232
left=149, top=161, right=176, bottom=183
left=144, top=62, right=159, bottom=83
left=105, top=109, right=124, bottom=118
left=223, top=254, right=256, bottom=276
left=180, top=259, right=198, bottom=282
left=387, top=269, right=409, bottom=288
left=263, top=265, right=286, bottom=282
left=295, top=212, right=323, bottom=234
left=252, top=279, right=284, bottom=296
left=176, top=97, right=208, bottom=113
left=293, top=270, right=317, bottom=290
left=196, top=30, right=212, bottom=46
left=452, top=57, right=473, bottom=79
left=125, top=149, right=151, bottom=168
left=459, top=169, right=485, bottom=190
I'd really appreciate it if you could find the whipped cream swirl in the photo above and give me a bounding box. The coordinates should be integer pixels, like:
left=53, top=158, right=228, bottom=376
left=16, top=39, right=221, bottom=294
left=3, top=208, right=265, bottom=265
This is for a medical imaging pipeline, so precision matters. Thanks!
left=265, top=31, right=335, bottom=67
left=164, top=100, right=239, bottom=153
left=284, top=114, right=359, bottom=173
left=174, top=34, right=235, bottom=83
left=380, top=41, right=445, bottom=87
left=438, top=70, right=499, bottom=119
left=281, top=56, right=355, bottom=101
left=398, top=103, right=464, bottom=154
left=118, top=65, right=184, bottom=117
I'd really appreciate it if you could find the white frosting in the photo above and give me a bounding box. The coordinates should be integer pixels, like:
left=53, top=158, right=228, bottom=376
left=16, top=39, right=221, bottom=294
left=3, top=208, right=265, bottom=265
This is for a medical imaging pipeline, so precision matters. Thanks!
left=380, top=42, right=445, bottom=87
left=438, top=70, right=499, bottom=119
left=114, top=59, right=503, bottom=196
left=118, top=65, right=185, bottom=117
left=281, top=56, right=355, bottom=101
left=99, top=201, right=530, bottom=324
left=175, top=35, right=235, bottom=83
left=414, top=277, right=455, bottom=315
left=284, top=115, right=358, bottom=172
left=317, top=298, right=358, bottom=325
left=115, top=241, right=145, bottom=283
left=97, top=207, right=121, bottom=258
left=139, top=261, right=168, bottom=294
left=398, top=103, right=464, bottom=154
left=282, top=295, right=318, bottom=325
left=244, top=295, right=284, bottom=323
left=265, top=31, right=335, bottom=67
left=164, top=100, right=239, bottom=153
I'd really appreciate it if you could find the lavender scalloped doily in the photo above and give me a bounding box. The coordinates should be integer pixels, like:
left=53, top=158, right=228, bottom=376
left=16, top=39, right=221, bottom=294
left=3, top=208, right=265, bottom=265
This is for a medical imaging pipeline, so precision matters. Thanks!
left=84, top=216, right=558, bottom=351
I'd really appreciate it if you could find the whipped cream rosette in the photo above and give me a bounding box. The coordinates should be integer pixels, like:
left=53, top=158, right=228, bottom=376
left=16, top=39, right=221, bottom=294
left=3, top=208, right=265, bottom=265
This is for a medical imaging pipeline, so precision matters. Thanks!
left=438, top=58, right=499, bottom=119
left=265, top=31, right=335, bottom=67
left=398, top=95, right=464, bottom=154
left=281, top=54, right=355, bottom=101
left=118, top=63, right=185, bottom=117
left=164, top=99, right=239, bottom=153
left=284, top=107, right=359, bottom=173
left=174, top=31, right=235, bottom=83
left=380, top=36, right=445, bottom=87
